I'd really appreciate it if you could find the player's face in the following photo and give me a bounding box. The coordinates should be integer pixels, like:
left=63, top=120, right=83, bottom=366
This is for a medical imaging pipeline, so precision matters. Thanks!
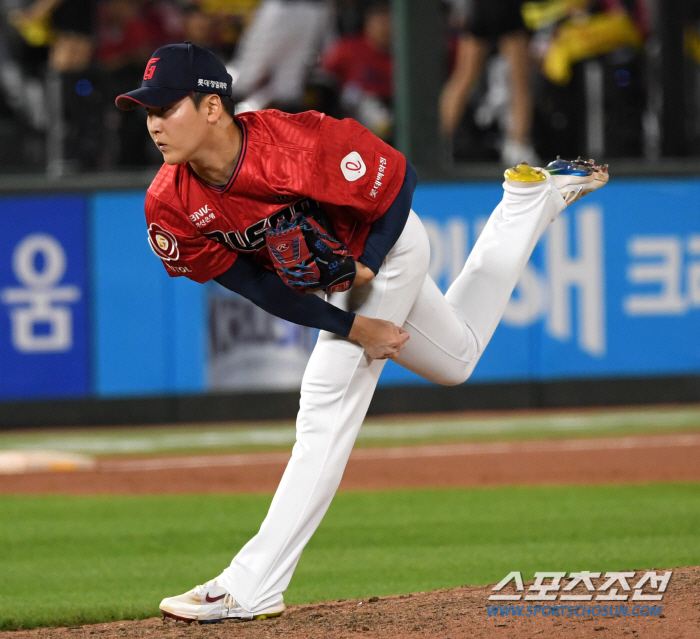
left=146, top=97, right=208, bottom=165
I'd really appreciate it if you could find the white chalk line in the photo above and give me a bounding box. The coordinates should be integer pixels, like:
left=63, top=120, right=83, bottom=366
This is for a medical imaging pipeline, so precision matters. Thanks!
left=99, top=433, right=700, bottom=473
left=6, top=407, right=700, bottom=455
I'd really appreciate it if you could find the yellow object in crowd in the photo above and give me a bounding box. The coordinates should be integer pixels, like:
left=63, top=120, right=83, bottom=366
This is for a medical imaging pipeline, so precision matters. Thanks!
left=9, top=9, right=53, bottom=47
left=686, top=27, right=700, bottom=65
left=199, top=0, right=260, bottom=17
left=543, top=12, right=644, bottom=85
left=521, top=0, right=587, bottom=31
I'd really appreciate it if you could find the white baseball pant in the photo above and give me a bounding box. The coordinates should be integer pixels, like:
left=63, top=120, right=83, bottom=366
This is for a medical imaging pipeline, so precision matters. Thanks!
left=217, top=176, right=567, bottom=612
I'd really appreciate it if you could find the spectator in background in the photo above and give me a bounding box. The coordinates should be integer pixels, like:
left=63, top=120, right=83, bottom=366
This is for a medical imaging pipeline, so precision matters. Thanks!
left=10, top=0, right=95, bottom=73
left=321, top=0, right=392, bottom=140
left=10, top=0, right=100, bottom=171
left=95, top=0, right=180, bottom=167
left=533, top=0, right=648, bottom=86
left=528, top=0, right=649, bottom=158
left=94, top=0, right=152, bottom=71
left=440, top=0, right=538, bottom=166
left=194, top=0, right=260, bottom=59
left=228, top=0, right=333, bottom=112
left=181, top=3, right=216, bottom=49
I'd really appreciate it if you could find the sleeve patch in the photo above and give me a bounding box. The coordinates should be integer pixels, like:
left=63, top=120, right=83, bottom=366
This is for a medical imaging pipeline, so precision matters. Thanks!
left=148, top=223, right=179, bottom=261
left=340, top=151, right=367, bottom=182
left=363, top=152, right=390, bottom=202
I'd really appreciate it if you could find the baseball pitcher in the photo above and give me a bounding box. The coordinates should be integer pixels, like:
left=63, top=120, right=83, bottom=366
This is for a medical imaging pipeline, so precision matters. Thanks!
left=116, top=42, right=608, bottom=623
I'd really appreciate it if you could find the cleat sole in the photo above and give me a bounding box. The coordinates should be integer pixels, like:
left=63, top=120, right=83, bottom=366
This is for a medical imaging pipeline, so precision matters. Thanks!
left=161, top=608, right=285, bottom=624
left=254, top=610, right=285, bottom=620
left=161, top=611, right=195, bottom=623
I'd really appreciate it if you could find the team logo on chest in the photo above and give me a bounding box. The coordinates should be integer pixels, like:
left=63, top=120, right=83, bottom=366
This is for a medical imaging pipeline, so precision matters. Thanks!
left=148, top=223, right=179, bottom=261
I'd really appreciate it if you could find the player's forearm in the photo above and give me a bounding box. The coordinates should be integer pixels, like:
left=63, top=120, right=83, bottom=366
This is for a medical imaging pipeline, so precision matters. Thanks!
left=214, top=256, right=355, bottom=337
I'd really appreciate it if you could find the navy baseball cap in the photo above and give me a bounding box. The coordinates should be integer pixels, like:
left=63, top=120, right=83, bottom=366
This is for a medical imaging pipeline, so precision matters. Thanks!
left=115, top=42, right=233, bottom=111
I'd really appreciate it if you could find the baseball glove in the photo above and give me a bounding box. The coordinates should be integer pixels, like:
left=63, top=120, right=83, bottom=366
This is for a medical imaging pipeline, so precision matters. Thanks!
left=266, top=212, right=356, bottom=294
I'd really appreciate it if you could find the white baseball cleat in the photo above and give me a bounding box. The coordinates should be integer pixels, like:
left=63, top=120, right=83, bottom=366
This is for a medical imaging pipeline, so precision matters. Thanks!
left=159, top=579, right=285, bottom=623
left=504, top=157, right=610, bottom=206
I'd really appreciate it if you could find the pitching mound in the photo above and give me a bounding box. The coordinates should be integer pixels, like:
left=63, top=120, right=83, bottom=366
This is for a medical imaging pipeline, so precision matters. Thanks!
left=4, top=566, right=697, bottom=639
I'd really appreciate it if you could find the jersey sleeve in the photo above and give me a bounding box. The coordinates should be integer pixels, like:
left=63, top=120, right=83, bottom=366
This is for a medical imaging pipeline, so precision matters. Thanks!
left=309, top=115, right=406, bottom=224
left=145, top=192, right=237, bottom=284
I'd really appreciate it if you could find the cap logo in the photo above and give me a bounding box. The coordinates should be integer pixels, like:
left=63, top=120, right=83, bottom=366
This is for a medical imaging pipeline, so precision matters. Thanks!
left=143, top=58, right=160, bottom=81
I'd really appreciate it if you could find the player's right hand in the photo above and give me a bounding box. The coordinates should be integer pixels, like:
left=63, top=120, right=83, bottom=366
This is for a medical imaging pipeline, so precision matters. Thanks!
left=348, top=316, right=410, bottom=360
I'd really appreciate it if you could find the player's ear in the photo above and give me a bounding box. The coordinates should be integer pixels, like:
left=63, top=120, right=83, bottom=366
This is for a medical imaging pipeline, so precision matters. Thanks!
left=206, top=95, right=222, bottom=122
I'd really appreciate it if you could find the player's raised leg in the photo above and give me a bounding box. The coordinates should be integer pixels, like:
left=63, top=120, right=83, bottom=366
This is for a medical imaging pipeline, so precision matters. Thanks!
left=393, top=158, right=608, bottom=384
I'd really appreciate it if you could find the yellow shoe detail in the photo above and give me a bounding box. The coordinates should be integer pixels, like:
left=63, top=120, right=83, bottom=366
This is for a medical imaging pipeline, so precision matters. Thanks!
left=253, top=610, right=284, bottom=620
left=504, top=163, right=547, bottom=183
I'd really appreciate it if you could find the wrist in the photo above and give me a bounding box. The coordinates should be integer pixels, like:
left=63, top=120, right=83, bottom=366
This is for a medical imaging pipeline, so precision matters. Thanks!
left=348, top=314, right=369, bottom=343
left=354, top=262, right=376, bottom=287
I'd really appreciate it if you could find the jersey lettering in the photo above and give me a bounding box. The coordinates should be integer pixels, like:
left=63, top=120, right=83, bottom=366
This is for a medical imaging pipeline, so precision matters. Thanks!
left=364, top=153, right=389, bottom=201
left=202, top=199, right=317, bottom=253
left=190, top=204, right=216, bottom=228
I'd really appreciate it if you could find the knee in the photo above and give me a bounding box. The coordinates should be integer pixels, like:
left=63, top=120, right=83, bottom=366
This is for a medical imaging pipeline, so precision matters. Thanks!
left=435, top=353, right=481, bottom=386
left=433, top=367, right=472, bottom=387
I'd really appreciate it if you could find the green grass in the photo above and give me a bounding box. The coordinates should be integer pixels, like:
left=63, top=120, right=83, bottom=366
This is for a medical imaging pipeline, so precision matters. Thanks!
left=3, top=405, right=700, bottom=456
left=1, top=483, right=700, bottom=630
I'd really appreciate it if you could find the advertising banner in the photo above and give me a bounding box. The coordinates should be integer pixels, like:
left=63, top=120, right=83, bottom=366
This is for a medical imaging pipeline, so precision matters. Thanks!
left=207, top=284, right=317, bottom=391
left=4, top=178, right=699, bottom=402
left=0, top=195, right=90, bottom=399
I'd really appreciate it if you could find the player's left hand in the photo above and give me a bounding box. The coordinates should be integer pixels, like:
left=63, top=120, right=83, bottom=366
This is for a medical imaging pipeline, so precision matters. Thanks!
left=348, top=315, right=409, bottom=360
left=353, top=263, right=376, bottom=287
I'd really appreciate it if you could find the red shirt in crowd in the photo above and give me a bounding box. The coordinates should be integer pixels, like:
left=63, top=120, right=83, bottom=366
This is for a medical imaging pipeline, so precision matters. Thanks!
left=322, top=35, right=393, bottom=100
left=145, top=109, right=406, bottom=284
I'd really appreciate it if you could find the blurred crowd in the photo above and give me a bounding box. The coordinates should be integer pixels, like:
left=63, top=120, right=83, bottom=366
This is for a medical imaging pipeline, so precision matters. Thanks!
left=0, top=0, right=698, bottom=173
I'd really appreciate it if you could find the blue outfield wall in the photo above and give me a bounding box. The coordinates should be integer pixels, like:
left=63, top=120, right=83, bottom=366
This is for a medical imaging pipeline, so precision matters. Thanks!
left=91, top=192, right=205, bottom=396
left=1, top=178, right=699, bottom=401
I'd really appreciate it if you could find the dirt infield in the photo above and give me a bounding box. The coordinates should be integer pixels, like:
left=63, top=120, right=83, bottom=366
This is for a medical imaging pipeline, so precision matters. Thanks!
left=2, top=433, right=700, bottom=494
left=3, top=567, right=698, bottom=639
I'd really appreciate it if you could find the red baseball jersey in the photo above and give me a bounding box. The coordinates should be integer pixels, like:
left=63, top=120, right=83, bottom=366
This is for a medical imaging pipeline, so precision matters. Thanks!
left=145, top=109, right=407, bottom=284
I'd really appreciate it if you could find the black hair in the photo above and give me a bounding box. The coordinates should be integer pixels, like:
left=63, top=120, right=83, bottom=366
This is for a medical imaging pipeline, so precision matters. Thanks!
left=189, top=92, right=237, bottom=119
